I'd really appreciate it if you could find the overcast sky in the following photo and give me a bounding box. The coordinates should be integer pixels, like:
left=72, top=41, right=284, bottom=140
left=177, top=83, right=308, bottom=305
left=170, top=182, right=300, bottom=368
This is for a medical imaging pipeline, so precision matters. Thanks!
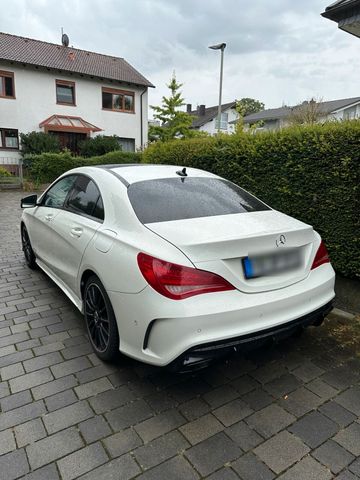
left=1, top=0, right=360, bottom=114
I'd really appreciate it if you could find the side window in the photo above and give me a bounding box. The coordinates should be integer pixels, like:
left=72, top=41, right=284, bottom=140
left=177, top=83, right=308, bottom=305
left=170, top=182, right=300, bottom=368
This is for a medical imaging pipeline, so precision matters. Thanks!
left=42, top=175, right=76, bottom=208
left=66, top=175, right=104, bottom=221
left=93, top=196, right=104, bottom=221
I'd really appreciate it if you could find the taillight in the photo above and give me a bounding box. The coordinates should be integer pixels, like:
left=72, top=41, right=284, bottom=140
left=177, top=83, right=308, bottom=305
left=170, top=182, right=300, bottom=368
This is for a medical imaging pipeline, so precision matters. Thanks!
left=311, top=241, right=330, bottom=270
left=137, top=252, right=235, bottom=300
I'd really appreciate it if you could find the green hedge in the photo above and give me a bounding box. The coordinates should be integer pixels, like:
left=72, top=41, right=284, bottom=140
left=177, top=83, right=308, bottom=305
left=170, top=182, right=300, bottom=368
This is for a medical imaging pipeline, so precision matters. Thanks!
left=79, top=135, right=122, bottom=157
left=143, top=122, right=360, bottom=279
left=28, top=150, right=141, bottom=183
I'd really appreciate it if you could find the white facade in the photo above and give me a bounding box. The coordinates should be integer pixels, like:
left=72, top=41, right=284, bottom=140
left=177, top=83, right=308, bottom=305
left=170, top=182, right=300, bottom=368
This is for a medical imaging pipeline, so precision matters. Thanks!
left=196, top=107, right=239, bottom=135
left=0, top=62, right=149, bottom=160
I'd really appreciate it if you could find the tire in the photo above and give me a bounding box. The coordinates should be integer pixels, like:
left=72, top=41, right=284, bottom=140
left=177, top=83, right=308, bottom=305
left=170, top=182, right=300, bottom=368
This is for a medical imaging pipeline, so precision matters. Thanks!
left=21, top=225, right=37, bottom=269
left=84, top=275, right=119, bottom=362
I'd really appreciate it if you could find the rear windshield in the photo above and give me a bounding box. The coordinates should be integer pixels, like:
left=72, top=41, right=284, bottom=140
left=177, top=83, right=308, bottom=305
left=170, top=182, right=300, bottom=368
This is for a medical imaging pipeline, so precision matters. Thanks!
left=128, top=177, right=270, bottom=224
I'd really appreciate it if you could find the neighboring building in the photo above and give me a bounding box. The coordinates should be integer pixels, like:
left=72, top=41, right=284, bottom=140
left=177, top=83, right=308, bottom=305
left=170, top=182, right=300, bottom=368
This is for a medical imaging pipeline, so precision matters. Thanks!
left=240, top=106, right=291, bottom=131
left=0, top=32, right=154, bottom=160
left=241, top=97, right=360, bottom=131
left=322, top=0, right=360, bottom=37
left=188, top=102, right=238, bottom=135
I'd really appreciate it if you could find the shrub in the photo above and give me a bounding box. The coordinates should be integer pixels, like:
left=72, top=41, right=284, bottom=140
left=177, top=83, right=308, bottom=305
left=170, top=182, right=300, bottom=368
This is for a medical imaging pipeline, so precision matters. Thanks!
left=20, top=131, right=60, bottom=156
left=79, top=135, right=122, bottom=157
left=29, top=151, right=81, bottom=183
left=87, top=150, right=141, bottom=165
left=0, top=166, right=12, bottom=177
left=28, top=150, right=141, bottom=184
left=143, top=121, right=360, bottom=279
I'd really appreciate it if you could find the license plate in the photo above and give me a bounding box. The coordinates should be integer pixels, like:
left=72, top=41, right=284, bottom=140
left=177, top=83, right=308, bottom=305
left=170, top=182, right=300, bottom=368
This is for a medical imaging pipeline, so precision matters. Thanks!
left=243, top=249, right=301, bottom=279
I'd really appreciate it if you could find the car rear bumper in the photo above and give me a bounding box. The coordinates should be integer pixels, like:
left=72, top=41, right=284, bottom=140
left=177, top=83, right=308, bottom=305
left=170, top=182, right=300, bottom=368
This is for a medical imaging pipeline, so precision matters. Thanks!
left=108, top=263, right=335, bottom=367
left=167, top=300, right=333, bottom=371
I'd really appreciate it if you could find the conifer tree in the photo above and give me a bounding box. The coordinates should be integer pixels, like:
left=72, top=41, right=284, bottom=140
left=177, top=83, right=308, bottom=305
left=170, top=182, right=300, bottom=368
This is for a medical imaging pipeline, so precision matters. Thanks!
left=149, top=74, right=193, bottom=141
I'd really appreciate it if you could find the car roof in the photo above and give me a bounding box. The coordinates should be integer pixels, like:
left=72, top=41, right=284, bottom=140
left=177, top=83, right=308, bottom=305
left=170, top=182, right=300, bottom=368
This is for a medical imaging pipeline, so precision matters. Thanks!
left=96, top=164, right=218, bottom=185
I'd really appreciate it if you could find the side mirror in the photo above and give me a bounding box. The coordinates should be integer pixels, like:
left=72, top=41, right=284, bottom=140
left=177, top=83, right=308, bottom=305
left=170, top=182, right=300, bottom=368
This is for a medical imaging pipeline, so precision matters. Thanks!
left=21, top=194, right=38, bottom=209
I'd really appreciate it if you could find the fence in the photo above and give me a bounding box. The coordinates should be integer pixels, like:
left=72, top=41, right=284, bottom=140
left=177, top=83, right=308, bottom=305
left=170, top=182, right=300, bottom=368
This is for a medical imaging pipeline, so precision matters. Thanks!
left=0, top=157, right=23, bottom=188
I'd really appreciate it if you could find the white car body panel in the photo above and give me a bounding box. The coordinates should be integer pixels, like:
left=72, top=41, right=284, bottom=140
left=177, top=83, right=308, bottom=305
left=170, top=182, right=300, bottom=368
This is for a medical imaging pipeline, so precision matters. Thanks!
left=21, top=164, right=336, bottom=367
left=146, top=210, right=317, bottom=293
left=42, top=209, right=100, bottom=292
left=28, top=206, right=62, bottom=265
left=109, top=263, right=334, bottom=365
left=110, top=164, right=218, bottom=184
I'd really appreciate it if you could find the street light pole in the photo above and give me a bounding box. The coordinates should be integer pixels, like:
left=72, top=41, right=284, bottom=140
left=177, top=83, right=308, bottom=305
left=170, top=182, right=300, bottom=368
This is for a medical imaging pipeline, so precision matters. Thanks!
left=209, top=43, right=226, bottom=133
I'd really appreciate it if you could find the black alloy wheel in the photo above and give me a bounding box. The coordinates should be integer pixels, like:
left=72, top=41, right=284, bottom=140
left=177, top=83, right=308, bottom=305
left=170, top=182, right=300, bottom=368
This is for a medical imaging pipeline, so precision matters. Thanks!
left=21, top=225, right=37, bottom=269
left=84, top=275, right=119, bottom=362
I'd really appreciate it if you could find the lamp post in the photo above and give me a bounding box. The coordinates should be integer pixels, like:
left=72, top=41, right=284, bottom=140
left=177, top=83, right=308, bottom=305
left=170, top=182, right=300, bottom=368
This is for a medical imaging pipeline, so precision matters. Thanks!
left=209, top=42, right=226, bottom=133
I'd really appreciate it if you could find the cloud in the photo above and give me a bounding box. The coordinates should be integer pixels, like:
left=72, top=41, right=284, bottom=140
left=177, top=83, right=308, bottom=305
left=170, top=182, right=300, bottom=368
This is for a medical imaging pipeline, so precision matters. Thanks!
left=1, top=0, right=359, bottom=112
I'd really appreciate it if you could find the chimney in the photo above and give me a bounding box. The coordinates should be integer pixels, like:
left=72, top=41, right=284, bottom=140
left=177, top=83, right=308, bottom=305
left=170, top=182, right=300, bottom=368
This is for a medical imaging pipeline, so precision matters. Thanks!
left=186, top=103, right=192, bottom=113
left=199, top=104, right=206, bottom=116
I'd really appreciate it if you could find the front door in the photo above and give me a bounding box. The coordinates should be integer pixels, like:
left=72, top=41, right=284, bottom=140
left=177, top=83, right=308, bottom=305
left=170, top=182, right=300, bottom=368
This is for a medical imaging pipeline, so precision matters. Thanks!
left=29, top=175, right=77, bottom=265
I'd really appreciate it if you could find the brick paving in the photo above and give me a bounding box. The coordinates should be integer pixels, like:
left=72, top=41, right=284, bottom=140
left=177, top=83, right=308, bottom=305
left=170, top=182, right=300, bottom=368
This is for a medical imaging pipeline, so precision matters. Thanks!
left=0, top=190, right=359, bottom=479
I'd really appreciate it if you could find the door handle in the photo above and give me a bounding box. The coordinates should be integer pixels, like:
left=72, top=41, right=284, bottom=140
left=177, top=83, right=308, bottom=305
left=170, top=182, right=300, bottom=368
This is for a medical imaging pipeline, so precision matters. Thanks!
left=45, top=214, right=54, bottom=222
left=70, top=227, right=83, bottom=237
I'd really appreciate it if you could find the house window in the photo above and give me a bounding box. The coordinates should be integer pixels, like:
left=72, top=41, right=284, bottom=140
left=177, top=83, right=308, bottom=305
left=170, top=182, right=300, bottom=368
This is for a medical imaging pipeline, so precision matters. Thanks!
left=0, top=71, right=15, bottom=99
left=117, top=137, right=135, bottom=152
left=0, top=129, right=19, bottom=149
left=102, top=88, right=134, bottom=112
left=215, top=112, right=228, bottom=130
left=56, top=80, right=76, bottom=105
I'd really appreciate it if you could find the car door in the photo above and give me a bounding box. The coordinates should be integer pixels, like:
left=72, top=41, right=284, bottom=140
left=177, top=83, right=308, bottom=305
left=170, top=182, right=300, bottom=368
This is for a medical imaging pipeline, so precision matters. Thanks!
left=29, top=175, right=77, bottom=265
left=46, top=175, right=104, bottom=294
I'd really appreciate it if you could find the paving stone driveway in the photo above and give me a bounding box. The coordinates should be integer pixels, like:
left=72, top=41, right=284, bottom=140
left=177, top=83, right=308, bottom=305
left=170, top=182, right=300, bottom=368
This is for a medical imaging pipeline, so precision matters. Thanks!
left=0, top=190, right=359, bottom=480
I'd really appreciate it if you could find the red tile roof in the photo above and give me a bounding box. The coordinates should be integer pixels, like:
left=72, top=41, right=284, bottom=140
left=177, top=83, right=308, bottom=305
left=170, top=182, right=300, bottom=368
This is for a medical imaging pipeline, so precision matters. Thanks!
left=0, top=32, right=154, bottom=88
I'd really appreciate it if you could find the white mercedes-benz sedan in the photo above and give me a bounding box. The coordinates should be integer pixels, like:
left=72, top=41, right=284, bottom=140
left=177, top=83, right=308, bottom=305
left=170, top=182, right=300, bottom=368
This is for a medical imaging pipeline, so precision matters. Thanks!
left=20, top=164, right=335, bottom=369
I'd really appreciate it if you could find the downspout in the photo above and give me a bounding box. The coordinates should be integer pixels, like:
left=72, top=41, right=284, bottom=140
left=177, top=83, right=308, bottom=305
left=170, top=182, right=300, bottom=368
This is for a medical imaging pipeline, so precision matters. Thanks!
left=140, top=87, right=147, bottom=150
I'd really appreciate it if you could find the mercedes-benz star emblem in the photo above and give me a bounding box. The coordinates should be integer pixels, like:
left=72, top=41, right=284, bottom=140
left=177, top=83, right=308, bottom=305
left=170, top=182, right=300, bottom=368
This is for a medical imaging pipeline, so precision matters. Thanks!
left=276, top=234, right=286, bottom=247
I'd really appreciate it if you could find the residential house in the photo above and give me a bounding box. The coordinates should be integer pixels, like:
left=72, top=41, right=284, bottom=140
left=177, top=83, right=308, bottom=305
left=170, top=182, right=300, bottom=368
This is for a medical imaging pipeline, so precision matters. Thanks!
left=0, top=32, right=154, bottom=161
left=322, top=0, right=360, bottom=37
left=188, top=102, right=238, bottom=135
left=241, top=97, right=360, bottom=131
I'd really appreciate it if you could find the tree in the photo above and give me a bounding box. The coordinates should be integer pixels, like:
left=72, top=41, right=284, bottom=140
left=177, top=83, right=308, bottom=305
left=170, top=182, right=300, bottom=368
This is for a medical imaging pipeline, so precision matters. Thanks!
left=236, top=98, right=265, bottom=117
left=288, top=97, right=323, bottom=125
left=149, top=74, right=194, bottom=142
left=235, top=98, right=265, bottom=133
